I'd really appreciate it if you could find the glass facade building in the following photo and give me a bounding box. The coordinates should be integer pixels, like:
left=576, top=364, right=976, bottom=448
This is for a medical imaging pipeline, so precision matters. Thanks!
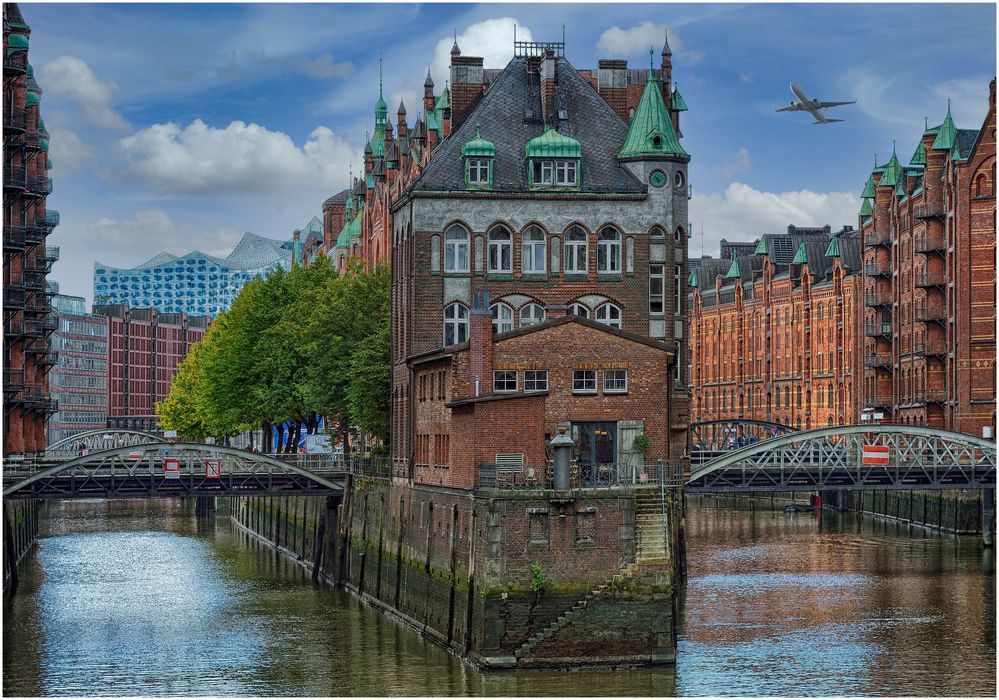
left=92, top=232, right=294, bottom=317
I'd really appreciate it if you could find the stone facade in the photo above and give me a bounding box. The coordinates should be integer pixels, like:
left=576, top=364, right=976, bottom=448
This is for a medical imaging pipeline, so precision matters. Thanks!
left=3, top=4, right=59, bottom=455
left=860, top=80, right=996, bottom=436
left=688, top=226, right=865, bottom=435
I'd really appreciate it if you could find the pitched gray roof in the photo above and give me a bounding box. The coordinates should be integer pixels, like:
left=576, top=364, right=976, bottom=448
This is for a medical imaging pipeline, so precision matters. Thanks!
left=956, top=128, right=980, bottom=159
left=323, top=188, right=351, bottom=208
left=837, top=236, right=861, bottom=273
left=409, top=56, right=644, bottom=194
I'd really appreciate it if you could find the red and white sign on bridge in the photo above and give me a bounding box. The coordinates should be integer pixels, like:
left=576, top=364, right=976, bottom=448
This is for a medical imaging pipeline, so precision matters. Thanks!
left=862, top=444, right=890, bottom=465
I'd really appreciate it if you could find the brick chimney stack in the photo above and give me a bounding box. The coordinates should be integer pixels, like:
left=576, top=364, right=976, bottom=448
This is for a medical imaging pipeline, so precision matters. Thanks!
left=469, top=291, right=493, bottom=397
left=397, top=100, right=408, bottom=140
left=545, top=303, right=568, bottom=319
left=540, top=49, right=557, bottom=126
left=450, top=56, right=485, bottom=129
left=597, top=59, right=628, bottom=121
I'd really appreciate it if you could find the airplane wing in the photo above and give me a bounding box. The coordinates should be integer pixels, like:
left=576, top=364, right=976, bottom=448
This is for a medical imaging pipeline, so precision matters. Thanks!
left=816, top=100, right=856, bottom=108
left=814, top=119, right=844, bottom=124
left=775, top=105, right=797, bottom=112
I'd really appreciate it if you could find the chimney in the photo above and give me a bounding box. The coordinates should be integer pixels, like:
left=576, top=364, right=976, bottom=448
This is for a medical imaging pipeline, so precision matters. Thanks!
left=540, top=49, right=557, bottom=126
left=546, top=303, right=568, bottom=319
left=597, top=59, right=628, bottom=121
left=397, top=99, right=408, bottom=140
left=469, top=291, right=493, bottom=397
left=450, top=55, right=485, bottom=129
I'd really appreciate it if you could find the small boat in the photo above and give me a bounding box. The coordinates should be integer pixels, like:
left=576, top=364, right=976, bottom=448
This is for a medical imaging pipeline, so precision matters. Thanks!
left=784, top=504, right=818, bottom=513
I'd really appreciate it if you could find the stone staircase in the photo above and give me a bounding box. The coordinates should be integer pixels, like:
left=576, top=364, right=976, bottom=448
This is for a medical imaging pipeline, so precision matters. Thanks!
left=513, top=562, right=640, bottom=661
left=634, top=489, right=669, bottom=565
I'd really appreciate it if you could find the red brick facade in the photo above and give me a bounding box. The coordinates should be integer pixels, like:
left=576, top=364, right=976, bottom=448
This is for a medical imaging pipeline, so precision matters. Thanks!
left=861, top=80, right=996, bottom=436
left=689, top=228, right=864, bottom=434
left=3, top=4, right=58, bottom=454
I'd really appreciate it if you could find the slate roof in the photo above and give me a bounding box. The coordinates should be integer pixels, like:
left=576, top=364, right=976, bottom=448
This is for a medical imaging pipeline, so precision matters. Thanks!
left=955, top=128, right=980, bottom=159
left=408, top=56, right=644, bottom=194
left=323, top=188, right=351, bottom=208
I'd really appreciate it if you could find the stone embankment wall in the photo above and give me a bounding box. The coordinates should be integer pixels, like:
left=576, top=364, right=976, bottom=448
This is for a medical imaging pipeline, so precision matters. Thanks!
left=232, top=475, right=679, bottom=669
left=828, top=489, right=986, bottom=534
left=3, top=500, right=40, bottom=592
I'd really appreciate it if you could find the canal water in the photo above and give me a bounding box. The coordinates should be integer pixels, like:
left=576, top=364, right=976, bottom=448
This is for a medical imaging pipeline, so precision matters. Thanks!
left=3, top=497, right=995, bottom=696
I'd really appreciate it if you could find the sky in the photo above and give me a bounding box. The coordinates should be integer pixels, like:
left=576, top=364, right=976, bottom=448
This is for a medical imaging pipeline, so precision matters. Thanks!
left=20, top=2, right=997, bottom=304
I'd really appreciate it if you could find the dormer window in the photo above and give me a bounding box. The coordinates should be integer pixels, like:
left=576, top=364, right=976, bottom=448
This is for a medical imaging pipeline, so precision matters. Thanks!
left=525, top=126, right=582, bottom=190
left=460, top=123, right=495, bottom=189
left=467, top=158, right=490, bottom=185
left=531, top=159, right=577, bottom=187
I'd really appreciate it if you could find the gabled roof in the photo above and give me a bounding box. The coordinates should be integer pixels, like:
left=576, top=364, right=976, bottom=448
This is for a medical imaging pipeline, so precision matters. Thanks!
left=619, top=69, right=687, bottom=159
left=671, top=85, right=688, bottom=112
left=910, top=138, right=926, bottom=165
left=861, top=174, right=875, bottom=198
left=878, top=148, right=901, bottom=188
left=954, top=128, right=979, bottom=160
left=931, top=103, right=956, bottom=150
left=859, top=198, right=872, bottom=216
left=408, top=56, right=643, bottom=194
left=323, top=188, right=351, bottom=208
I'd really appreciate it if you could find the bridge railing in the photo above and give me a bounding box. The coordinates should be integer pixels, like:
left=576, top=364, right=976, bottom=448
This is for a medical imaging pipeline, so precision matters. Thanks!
left=477, top=460, right=684, bottom=490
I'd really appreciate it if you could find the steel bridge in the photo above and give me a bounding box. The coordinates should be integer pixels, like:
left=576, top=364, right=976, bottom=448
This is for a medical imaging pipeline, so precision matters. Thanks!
left=687, top=424, right=996, bottom=493
left=45, top=428, right=165, bottom=456
left=3, top=442, right=349, bottom=501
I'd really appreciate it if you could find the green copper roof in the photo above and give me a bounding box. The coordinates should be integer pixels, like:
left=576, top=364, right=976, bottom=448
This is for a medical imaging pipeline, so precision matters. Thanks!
left=688, top=268, right=698, bottom=287
left=426, top=110, right=440, bottom=132
left=861, top=174, right=875, bottom=198
left=951, top=140, right=965, bottom=162
left=365, top=172, right=374, bottom=189
left=894, top=177, right=905, bottom=197
left=824, top=237, right=840, bottom=258
left=371, top=125, right=385, bottom=157
left=460, top=125, right=495, bottom=158
left=26, top=63, right=33, bottom=79
left=336, top=211, right=362, bottom=249
left=754, top=238, right=767, bottom=254
left=725, top=254, right=740, bottom=279
left=525, top=126, right=581, bottom=159
left=878, top=149, right=901, bottom=188
left=931, top=103, right=956, bottom=150
left=40, top=138, right=48, bottom=151
left=619, top=70, right=687, bottom=159
left=671, top=86, right=688, bottom=112
left=25, top=91, right=40, bottom=107
left=910, top=139, right=926, bottom=165
left=46, top=158, right=52, bottom=170
left=435, top=86, right=450, bottom=111
left=6, top=34, right=28, bottom=50
left=792, top=242, right=808, bottom=265
left=862, top=216, right=873, bottom=226
left=859, top=198, right=873, bottom=217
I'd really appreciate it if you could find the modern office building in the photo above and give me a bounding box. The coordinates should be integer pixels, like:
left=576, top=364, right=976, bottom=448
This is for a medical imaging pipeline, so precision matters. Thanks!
left=92, top=231, right=294, bottom=317
left=688, top=226, right=864, bottom=437
left=3, top=3, right=59, bottom=455
left=47, top=293, right=108, bottom=445
left=860, top=80, right=996, bottom=436
left=93, top=305, right=209, bottom=433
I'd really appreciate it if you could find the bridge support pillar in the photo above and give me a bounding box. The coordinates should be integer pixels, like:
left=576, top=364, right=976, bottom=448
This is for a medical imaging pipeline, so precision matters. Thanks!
left=982, top=489, right=995, bottom=548
left=3, top=505, right=19, bottom=593
left=195, top=497, right=216, bottom=518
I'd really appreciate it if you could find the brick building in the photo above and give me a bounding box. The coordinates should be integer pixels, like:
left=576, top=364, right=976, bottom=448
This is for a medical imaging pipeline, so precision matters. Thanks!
left=860, top=80, right=996, bottom=436
left=3, top=3, right=60, bottom=455
left=47, top=293, right=109, bottom=444
left=389, top=39, right=691, bottom=483
left=93, top=305, right=209, bottom=433
left=688, top=225, right=865, bottom=435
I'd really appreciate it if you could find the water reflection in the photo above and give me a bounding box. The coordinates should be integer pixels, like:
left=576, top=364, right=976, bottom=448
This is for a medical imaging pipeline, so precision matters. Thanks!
left=2, top=497, right=994, bottom=697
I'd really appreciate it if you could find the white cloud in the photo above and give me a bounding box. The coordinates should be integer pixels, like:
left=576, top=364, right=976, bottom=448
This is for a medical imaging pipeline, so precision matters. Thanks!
left=38, top=56, right=130, bottom=131
left=298, top=53, right=354, bottom=80
left=689, top=183, right=859, bottom=254
left=87, top=209, right=244, bottom=257
left=429, top=18, right=534, bottom=88
left=932, top=76, right=992, bottom=128
left=846, top=70, right=990, bottom=130
left=116, top=119, right=360, bottom=197
left=739, top=72, right=753, bottom=84
left=597, top=21, right=703, bottom=65
left=715, top=148, right=752, bottom=178
left=46, top=125, right=94, bottom=173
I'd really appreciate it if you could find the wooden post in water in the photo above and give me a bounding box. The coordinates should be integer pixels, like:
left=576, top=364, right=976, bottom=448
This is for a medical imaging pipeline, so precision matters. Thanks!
left=4, top=504, right=19, bottom=593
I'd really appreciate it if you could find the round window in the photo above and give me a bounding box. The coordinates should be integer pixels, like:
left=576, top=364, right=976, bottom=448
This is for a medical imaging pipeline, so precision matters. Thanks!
left=675, top=170, right=686, bottom=189
left=649, top=170, right=666, bottom=188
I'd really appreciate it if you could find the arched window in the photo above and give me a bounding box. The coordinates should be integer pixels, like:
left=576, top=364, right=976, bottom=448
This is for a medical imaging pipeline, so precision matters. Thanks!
left=444, top=225, right=469, bottom=272
left=564, top=226, right=588, bottom=273
left=775, top=387, right=781, bottom=409
left=490, top=302, right=514, bottom=334
left=976, top=173, right=989, bottom=196
left=595, top=303, right=622, bottom=329
left=597, top=227, right=621, bottom=273
left=675, top=225, right=685, bottom=242
left=521, top=226, right=546, bottom=273
left=443, top=303, right=469, bottom=346
left=784, top=386, right=791, bottom=408
left=519, top=303, right=546, bottom=327
left=487, top=226, right=512, bottom=273
left=568, top=302, right=589, bottom=318
left=827, top=384, right=834, bottom=407
left=796, top=385, right=802, bottom=407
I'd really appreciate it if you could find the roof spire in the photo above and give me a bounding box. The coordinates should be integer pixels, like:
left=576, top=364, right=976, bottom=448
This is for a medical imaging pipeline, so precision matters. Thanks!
left=649, top=46, right=655, bottom=73
left=379, top=49, right=383, bottom=99
left=662, top=27, right=672, bottom=56
left=924, top=116, right=928, bottom=131
left=451, top=29, right=460, bottom=55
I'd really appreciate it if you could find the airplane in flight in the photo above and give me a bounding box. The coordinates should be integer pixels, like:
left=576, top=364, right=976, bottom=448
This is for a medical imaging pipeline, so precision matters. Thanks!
left=776, top=82, right=856, bottom=124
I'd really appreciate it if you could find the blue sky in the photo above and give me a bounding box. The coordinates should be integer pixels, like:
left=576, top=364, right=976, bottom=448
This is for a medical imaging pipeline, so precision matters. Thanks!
left=23, top=2, right=996, bottom=303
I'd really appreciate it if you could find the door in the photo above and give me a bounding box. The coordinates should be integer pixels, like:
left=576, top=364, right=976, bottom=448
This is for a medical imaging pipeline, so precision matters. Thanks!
left=572, top=421, right=617, bottom=485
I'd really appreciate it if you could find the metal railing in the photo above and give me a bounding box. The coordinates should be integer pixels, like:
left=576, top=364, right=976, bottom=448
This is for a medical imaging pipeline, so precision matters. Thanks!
left=865, top=353, right=892, bottom=369
left=914, top=304, right=946, bottom=323
left=914, top=201, right=944, bottom=220
left=864, top=322, right=892, bottom=338
left=913, top=339, right=946, bottom=357
left=864, top=259, right=891, bottom=277
left=3, top=51, right=27, bottom=75
left=3, top=369, right=24, bottom=393
left=24, top=224, right=46, bottom=246
left=914, top=232, right=945, bottom=253
left=477, top=460, right=685, bottom=490
left=43, top=210, right=59, bottom=229
left=3, top=285, right=26, bottom=309
left=864, top=290, right=892, bottom=307
left=913, top=388, right=947, bottom=404
left=864, top=393, right=893, bottom=408
left=3, top=108, right=25, bottom=132
left=915, top=271, right=945, bottom=287
left=3, top=225, right=25, bottom=252
left=26, top=176, right=52, bottom=196
left=4, top=164, right=26, bottom=189
left=865, top=229, right=891, bottom=247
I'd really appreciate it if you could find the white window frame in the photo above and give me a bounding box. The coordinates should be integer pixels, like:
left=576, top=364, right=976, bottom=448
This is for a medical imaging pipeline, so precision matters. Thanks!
left=521, top=226, right=546, bottom=273
left=444, top=226, right=469, bottom=273
left=519, top=303, right=546, bottom=327
left=524, top=369, right=548, bottom=392
left=493, top=369, right=518, bottom=393
left=490, top=302, right=514, bottom=335
left=603, top=369, right=628, bottom=394
left=467, top=158, right=490, bottom=184
left=597, top=227, right=621, bottom=273
left=564, top=227, right=588, bottom=274
left=487, top=226, right=513, bottom=273
left=595, top=303, right=622, bottom=329
left=443, top=302, right=469, bottom=346
left=572, top=369, right=597, bottom=394
left=555, top=160, right=577, bottom=186
left=649, top=264, right=665, bottom=315
left=568, top=302, right=589, bottom=318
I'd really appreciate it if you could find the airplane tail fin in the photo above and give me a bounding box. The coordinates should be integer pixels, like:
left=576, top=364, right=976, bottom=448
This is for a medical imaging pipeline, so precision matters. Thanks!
left=814, top=119, right=844, bottom=124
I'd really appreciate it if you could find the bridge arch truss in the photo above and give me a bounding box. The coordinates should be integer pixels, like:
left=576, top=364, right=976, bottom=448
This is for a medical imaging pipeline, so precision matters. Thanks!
left=687, top=425, right=996, bottom=492
left=4, top=443, right=345, bottom=500
left=46, top=429, right=165, bottom=456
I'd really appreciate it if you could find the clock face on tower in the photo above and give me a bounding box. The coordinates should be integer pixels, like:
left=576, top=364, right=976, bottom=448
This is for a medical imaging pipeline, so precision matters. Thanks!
left=649, top=169, right=667, bottom=188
